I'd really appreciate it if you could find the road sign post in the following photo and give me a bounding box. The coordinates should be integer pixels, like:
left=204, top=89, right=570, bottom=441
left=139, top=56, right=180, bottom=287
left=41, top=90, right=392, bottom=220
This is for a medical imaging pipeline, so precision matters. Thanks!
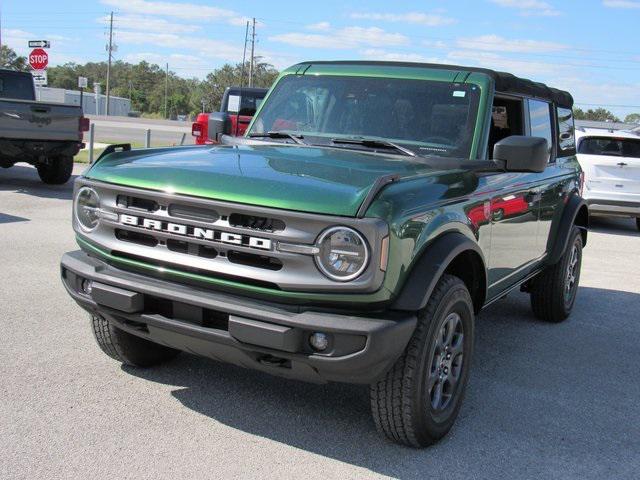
left=78, top=76, right=88, bottom=111
left=94, top=83, right=101, bottom=116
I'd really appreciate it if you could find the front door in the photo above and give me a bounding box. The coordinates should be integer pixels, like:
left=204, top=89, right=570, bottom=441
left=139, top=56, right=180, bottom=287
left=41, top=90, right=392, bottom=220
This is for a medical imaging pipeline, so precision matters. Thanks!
left=486, top=172, right=542, bottom=296
left=484, top=96, right=544, bottom=297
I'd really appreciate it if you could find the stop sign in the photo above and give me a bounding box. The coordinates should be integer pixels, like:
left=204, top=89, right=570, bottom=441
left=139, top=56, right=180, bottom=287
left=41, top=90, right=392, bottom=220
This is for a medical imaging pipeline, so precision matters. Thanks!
left=29, top=48, right=48, bottom=70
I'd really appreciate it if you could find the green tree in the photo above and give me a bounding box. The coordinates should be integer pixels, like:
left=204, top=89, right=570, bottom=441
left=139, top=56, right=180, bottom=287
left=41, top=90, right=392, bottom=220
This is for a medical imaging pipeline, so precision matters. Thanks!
left=624, top=113, right=640, bottom=124
left=46, top=59, right=279, bottom=116
left=0, top=45, right=28, bottom=71
left=199, top=61, right=279, bottom=113
left=573, top=107, right=620, bottom=122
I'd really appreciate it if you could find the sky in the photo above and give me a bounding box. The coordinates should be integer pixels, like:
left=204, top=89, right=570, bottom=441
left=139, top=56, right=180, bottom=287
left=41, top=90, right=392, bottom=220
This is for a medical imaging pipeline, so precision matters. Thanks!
left=2, top=0, right=640, bottom=118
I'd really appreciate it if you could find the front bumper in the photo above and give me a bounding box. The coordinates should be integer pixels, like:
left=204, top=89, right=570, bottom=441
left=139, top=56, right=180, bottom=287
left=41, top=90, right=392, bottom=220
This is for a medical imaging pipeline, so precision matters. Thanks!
left=61, top=250, right=416, bottom=384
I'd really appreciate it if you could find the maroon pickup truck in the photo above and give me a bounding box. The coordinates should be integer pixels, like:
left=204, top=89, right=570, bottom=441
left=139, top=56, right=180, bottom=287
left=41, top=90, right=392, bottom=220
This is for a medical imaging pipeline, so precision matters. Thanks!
left=192, top=86, right=267, bottom=144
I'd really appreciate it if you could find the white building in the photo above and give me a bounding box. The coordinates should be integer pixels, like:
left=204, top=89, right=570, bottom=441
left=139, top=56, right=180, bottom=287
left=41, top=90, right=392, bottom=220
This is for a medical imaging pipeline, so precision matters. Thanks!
left=36, top=86, right=131, bottom=116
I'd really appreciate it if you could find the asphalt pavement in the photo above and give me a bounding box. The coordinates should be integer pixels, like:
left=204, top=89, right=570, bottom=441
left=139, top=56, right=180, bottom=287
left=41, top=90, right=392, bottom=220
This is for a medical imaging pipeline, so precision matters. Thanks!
left=1, top=163, right=639, bottom=480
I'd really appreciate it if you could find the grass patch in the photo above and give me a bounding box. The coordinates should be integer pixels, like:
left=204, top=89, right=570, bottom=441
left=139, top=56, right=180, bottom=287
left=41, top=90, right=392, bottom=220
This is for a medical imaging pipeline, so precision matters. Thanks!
left=74, top=140, right=159, bottom=164
left=75, top=149, right=104, bottom=164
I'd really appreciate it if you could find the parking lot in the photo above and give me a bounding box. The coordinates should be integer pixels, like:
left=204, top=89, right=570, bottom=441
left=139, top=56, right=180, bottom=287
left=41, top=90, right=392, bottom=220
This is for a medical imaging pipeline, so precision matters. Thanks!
left=1, top=163, right=639, bottom=480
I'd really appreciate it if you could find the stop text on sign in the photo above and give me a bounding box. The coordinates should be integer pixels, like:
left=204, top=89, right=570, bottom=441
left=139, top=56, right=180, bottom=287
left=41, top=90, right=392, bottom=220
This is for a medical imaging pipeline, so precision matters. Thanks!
left=29, top=48, right=49, bottom=70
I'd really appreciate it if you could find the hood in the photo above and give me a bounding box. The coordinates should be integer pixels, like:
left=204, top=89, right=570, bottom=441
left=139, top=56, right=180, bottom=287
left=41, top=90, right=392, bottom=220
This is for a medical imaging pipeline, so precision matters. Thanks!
left=86, top=144, right=437, bottom=216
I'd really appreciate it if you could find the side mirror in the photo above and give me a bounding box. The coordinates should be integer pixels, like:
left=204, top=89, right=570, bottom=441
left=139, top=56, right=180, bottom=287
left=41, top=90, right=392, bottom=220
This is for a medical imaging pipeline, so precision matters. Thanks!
left=493, top=136, right=549, bottom=173
left=208, top=112, right=232, bottom=143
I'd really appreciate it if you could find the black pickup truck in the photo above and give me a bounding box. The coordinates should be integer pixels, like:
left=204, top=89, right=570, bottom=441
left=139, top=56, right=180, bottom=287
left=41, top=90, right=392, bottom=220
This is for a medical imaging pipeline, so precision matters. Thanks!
left=0, top=69, right=88, bottom=184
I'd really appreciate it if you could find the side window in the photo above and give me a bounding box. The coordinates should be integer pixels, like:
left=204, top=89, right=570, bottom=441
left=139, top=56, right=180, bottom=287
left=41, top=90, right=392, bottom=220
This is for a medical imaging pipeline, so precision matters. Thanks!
left=557, top=107, right=576, bottom=155
left=488, top=96, right=525, bottom=158
left=528, top=99, right=553, bottom=161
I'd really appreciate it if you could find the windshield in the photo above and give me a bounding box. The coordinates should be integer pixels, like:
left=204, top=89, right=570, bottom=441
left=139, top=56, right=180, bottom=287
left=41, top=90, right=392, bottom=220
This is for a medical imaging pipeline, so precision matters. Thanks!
left=578, top=137, right=640, bottom=158
left=249, top=75, right=480, bottom=158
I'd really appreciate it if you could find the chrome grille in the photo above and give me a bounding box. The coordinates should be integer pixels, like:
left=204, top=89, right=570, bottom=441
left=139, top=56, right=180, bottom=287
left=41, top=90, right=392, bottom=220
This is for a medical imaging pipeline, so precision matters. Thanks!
left=74, top=180, right=388, bottom=293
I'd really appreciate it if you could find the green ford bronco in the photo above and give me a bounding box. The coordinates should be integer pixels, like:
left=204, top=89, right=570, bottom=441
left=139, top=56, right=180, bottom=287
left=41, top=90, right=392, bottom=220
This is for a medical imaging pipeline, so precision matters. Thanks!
left=61, top=61, right=588, bottom=447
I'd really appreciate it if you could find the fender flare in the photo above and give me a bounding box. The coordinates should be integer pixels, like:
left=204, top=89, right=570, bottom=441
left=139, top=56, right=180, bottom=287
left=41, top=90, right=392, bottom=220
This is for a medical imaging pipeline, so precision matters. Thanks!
left=391, top=232, right=487, bottom=312
left=546, top=195, right=589, bottom=266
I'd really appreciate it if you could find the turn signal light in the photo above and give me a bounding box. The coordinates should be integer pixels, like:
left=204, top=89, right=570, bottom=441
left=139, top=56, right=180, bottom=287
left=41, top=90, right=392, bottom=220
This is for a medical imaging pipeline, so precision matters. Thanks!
left=79, top=116, right=90, bottom=132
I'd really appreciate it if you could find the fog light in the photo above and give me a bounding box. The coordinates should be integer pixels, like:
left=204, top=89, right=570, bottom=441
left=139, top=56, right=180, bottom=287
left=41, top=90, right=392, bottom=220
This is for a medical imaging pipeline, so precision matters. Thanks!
left=309, top=332, right=329, bottom=352
left=81, top=279, right=93, bottom=295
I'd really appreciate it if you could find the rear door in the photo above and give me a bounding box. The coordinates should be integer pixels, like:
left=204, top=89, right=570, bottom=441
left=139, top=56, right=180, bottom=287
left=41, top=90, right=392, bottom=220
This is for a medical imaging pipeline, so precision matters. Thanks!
left=578, top=136, right=640, bottom=197
left=530, top=100, right=573, bottom=255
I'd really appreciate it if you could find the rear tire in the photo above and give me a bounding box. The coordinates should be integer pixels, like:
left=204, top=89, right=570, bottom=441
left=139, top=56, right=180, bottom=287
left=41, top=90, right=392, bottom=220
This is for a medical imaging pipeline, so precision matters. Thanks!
left=91, top=315, right=180, bottom=367
left=636, top=218, right=640, bottom=232
left=530, top=226, right=583, bottom=323
left=37, top=156, right=73, bottom=184
left=370, top=275, right=474, bottom=447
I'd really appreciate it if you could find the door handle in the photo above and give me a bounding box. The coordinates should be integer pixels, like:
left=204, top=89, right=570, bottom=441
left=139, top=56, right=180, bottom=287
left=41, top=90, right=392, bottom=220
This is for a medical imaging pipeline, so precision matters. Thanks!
left=617, top=162, right=628, bottom=167
left=30, top=106, right=50, bottom=113
left=525, top=190, right=541, bottom=203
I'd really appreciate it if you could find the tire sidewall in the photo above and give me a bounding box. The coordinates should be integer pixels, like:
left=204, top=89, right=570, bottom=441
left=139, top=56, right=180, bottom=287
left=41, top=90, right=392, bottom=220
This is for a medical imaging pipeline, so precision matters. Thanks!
left=37, top=156, right=73, bottom=184
left=410, top=282, right=475, bottom=443
left=560, top=229, right=583, bottom=314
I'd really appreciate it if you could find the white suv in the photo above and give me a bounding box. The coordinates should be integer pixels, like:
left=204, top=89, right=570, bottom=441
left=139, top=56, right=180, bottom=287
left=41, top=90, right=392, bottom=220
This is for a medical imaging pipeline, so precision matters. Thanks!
left=576, top=128, right=640, bottom=231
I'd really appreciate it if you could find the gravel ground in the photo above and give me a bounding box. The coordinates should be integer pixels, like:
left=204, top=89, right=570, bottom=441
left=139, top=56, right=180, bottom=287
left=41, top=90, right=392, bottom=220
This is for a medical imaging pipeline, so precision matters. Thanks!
left=1, top=164, right=639, bottom=480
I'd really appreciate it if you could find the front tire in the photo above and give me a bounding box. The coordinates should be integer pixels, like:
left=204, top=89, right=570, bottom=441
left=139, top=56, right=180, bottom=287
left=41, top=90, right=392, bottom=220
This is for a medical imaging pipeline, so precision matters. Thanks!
left=636, top=218, right=640, bottom=232
left=530, top=226, right=583, bottom=323
left=91, top=315, right=180, bottom=367
left=37, top=155, right=73, bottom=184
left=370, top=275, right=474, bottom=447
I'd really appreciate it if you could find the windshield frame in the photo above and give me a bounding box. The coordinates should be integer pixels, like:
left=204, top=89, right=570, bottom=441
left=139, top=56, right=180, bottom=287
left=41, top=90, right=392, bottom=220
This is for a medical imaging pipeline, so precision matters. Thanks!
left=246, top=72, right=488, bottom=160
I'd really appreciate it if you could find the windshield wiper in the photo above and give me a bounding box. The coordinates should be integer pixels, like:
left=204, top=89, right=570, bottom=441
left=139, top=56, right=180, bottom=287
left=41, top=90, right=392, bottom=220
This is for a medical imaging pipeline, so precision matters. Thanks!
left=331, top=137, right=416, bottom=157
left=247, top=131, right=306, bottom=145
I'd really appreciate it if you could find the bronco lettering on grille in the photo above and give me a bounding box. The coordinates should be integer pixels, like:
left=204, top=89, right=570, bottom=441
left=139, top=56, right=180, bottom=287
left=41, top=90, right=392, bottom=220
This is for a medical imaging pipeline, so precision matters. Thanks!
left=118, top=214, right=272, bottom=250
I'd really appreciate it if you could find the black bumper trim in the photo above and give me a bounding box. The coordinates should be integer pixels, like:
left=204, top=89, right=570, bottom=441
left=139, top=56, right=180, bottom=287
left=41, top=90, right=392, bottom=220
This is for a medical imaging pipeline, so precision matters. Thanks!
left=61, top=250, right=416, bottom=384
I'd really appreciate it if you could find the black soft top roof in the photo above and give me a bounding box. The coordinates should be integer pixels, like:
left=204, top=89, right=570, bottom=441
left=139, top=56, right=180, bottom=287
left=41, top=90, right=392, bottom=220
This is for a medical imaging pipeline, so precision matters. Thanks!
left=299, top=61, right=574, bottom=108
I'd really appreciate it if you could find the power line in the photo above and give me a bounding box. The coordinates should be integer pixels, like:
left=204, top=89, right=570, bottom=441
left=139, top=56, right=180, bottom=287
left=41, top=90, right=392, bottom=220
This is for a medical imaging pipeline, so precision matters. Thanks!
left=164, top=62, right=168, bottom=119
left=575, top=103, right=640, bottom=109
left=255, top=16, right=640, bottom=58
left=249, top=17, right=256, bottom=87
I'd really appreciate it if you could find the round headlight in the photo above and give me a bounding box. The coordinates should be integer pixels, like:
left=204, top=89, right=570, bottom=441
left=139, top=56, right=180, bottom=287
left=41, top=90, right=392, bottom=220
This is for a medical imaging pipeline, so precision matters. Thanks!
left=75, top=187, right=100, bottom=232
left=315, top=227, right=369, bottom=281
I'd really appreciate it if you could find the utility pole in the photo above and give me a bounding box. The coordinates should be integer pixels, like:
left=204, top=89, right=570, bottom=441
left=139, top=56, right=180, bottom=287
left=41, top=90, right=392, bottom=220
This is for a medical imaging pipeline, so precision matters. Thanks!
left=249, top=18, right=256, bottom=87
left=164, top=62, right=168, bottom=119
left=105, top=11, right=114, bottom=116
left=241, top=21, right=249, bottom=82
left=0, top=5, right=3, bottom=57
left=236, top=22, right=249, bottom=136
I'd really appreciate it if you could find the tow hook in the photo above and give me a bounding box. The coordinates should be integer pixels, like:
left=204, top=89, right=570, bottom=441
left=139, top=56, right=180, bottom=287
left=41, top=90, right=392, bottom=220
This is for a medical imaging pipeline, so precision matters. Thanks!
left=258, top=354, right=291, bottom=368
